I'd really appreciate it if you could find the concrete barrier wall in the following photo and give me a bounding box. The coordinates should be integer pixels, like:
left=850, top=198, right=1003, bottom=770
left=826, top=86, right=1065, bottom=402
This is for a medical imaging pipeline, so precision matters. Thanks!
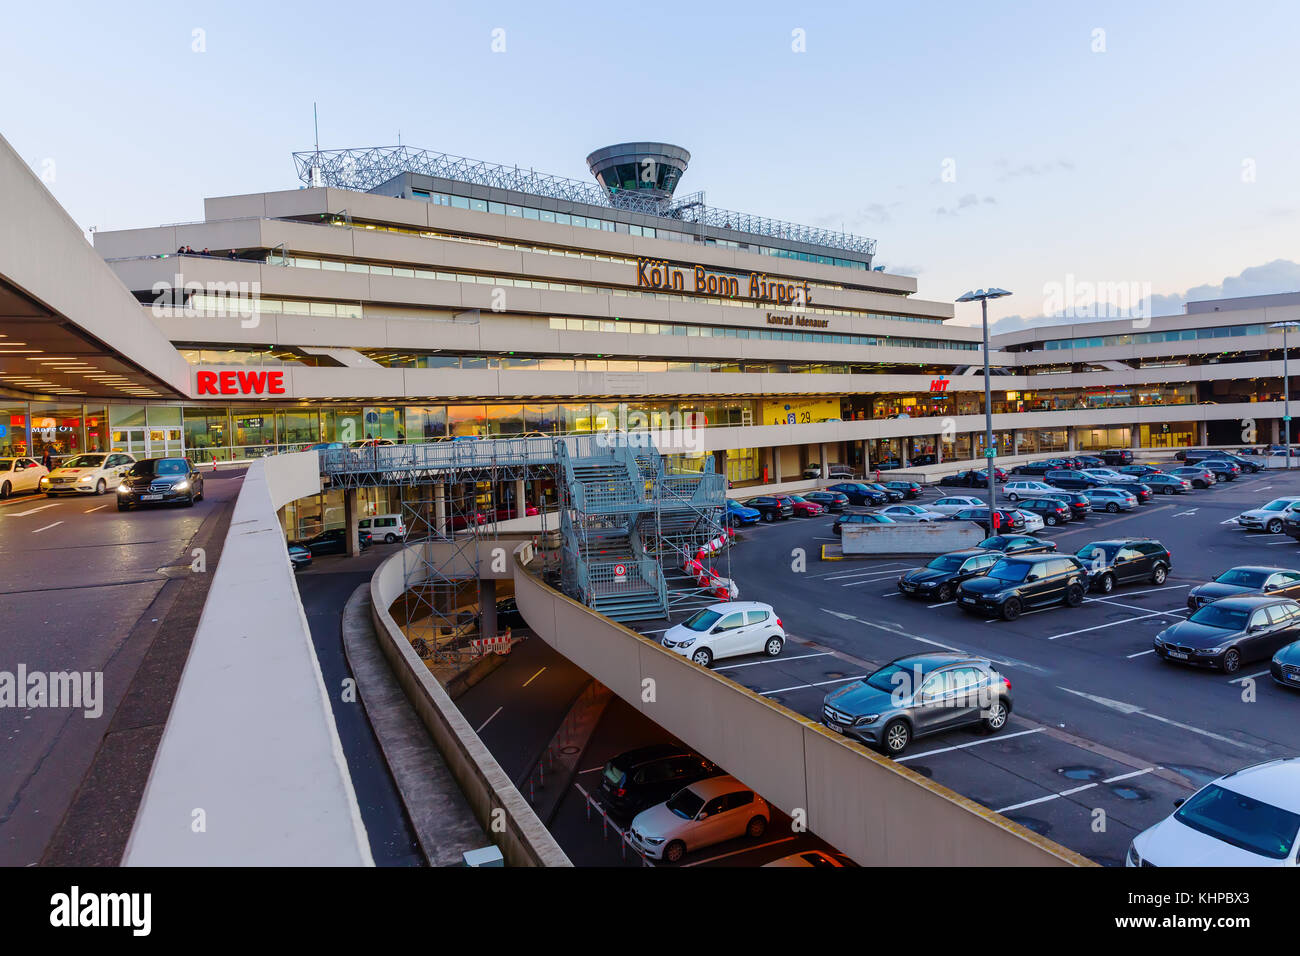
left=512, top=542, right=1094, bottom=867
left=842, top=521, right=987, bottom=555
left=370, top=545, right=570, bottom=867
left=265, top=449, right=325, bottom=510
left=124, top=459, right=373, bottom=866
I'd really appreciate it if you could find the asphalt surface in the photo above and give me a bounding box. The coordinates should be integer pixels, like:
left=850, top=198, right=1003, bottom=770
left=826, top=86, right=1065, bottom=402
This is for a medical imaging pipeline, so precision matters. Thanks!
left=720, top=463, right=1300, bottom=864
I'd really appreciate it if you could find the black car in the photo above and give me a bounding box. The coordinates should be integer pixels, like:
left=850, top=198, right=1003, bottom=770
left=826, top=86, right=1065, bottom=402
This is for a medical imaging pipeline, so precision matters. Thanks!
left=1040, top=489, right=1092, bottom=519
left=1141, top=472, right=1192, bottom=495
left=884, top=480, right=922, bottom=500
left=938, top=470, right=988, bottom=488
left=1220, top=452, right=1263, bottom=474
left=945, top=507, right=1025, bottom=534
left=1118, top=465, right=1163, bottom=479
left=827, top=482, right=887, bottom=506
left=1072, top=538, right=1171, bottom=594
left=745, top=495, right=794, bottom=521
left=494, top=597, right=526, bottom=630
left=1199, top=459, right=1241, bottom=481
left=293, top=527, right=373, bottom=555
left=1186, top=566, right=1300, bottom=610
left=1155, top=596, right=1300, bottom=674
left=802, top=490, right=849, bottom=512
left=833, top=511, right=896, bottom=535
left=1009, top=462, right=1056, bottom=476
left=288, top=543, right=312, bottom=570
left=896, top=549, right=1001, bottom=602
left=910, top=454, right=938, bottom=466
left=863, top=482, right=904, bottom=503
left=1043, top=469, right=1101, bottom=491
left=1016, top=496, right=1074, bottom=526
left=1270, top=638, right=1300, bottom=689
left=116, top=456, right=204, bottom=510
left=1106, top=480, right=1154, bottom=504
left=977, top=534, right=1057, bottom=555
left=598, top=744, right=721, bottom=820
left=957, top=554, right=1088, bottom=620
left=1099, top=449, right=1135, bottom=466
left=1072, top=455, right=1104, bottom=468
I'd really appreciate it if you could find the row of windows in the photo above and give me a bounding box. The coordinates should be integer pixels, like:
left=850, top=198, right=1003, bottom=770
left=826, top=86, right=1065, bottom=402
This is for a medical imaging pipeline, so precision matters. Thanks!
left=1041, top=324, right=1269, bottom=350
left=407, top=190, right=871, bottom=270
left=364, top=353, right=915, bottom=374
left=545, top=316, right=976, bottom=350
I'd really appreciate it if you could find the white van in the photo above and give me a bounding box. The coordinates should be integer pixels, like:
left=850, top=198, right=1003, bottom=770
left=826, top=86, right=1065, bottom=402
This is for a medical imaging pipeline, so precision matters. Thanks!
left=359, top=513, right=406, bottom=543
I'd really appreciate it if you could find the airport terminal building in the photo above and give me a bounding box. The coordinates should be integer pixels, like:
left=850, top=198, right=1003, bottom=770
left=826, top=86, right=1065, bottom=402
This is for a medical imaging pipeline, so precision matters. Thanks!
left=2, top=137, right=1297, bottom=532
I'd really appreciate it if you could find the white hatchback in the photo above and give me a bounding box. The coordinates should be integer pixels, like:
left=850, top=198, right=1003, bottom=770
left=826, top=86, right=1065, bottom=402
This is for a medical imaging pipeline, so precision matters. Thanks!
left=1003, top=480, right=1056, bottom=501
left=876, top=504, right=945, bottom=523
left=0, top=457, right=48, bottom=498
left=928, top=495, right=985, bottom=515
left=1015, top=509, right=1045, bottom=533
left=1128, top=758, right=1300, bottom=867
left=662, top=601, right=785, bottom=667
left=40, top=452, right=136, bottom=496
left=627, top=774, right=770, bottom=863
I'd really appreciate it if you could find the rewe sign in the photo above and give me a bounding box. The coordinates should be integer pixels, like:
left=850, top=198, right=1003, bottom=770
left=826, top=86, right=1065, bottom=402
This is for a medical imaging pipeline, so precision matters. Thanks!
left=195, top=370, right=287, bottom=396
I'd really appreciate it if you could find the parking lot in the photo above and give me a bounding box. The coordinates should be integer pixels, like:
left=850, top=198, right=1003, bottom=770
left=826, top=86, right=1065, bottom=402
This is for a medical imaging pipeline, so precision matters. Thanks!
left=715, top=462, right=1300, bottom=864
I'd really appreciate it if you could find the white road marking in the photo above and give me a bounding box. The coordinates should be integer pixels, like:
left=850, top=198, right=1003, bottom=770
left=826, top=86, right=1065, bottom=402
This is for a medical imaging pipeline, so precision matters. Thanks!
left=1046, top=609, right=1171, bottom=641
left=896, top=727, right=1044, bottom=762
left=996, top=767, right=1157, bottom=814
left=821, top=607, right=964, bottom=651
left=762, top=675, right=865, bottom=695
left=681, top=836, right=797, bottom=867
left=841, top=570, right=919, bottom=586
left=4, top=503, right=59, bottom=517
left=84, top=505, right=106, bottom=513
left=823, top=567, right=909, bottom=581
left=1126, top=649, right=1156, bottom=658
left=811, top=562, right=907, bottom=578
left=1262, top=539, right=1296, bottom=545
left=1057, top=686, right=1266, bottom=751
left=31, top=521, right=63, bottom=534
left=474, top=706, right=502, bottom=733
left=926, top=600, right=956, bottom=608
left=716, top=652, right=830, bottom=671
left=1229, top=670, right=1270, bottom=684
left=880, top=592, right=900, bottom=597
left=521, top=667, right=547, bottom=688
left=1172, top=509, right=1198, bottom=517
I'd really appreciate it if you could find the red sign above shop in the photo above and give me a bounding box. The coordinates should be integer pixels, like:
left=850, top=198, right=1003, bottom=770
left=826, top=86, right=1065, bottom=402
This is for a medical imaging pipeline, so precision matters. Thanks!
left=196, top=370, right=287, bottom=396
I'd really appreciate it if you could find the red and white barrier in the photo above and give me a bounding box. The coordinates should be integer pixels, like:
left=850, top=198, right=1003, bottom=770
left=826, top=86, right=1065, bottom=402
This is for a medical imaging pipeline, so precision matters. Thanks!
left=471, top=635, right=513, bottom=656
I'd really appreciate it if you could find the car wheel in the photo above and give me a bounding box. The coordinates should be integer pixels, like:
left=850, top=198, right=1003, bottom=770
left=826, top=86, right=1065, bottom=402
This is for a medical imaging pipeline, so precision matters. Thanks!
left=981, top=699, right=1010, bottom=733
left=1007, top=493, right=1019, bottom=501
left=762, top=512, right=773, bottom=523
left=881, top=719, right=910, bottom=756
left=1268, top=519, right=1283, bottom=534
left=937, top=583, right=955, bottom=602
left=1045, top=514, right=1057, bottom=526
left=746, top=815, right=768, bottom=839
left=764, top=636, right=783, bottom=657
left=96, top=479, right=106, bottom=495
left=1106, top=502, right=1119, bottom=513
left=664, top=840, right=686, bottom=864
left=0, top=481, right=8, bottom=499
left=1095, top=573, right=1115, bottom=594
left=1221, top=649, right=1242, bottom=674
left=1152, top=565, right=1168, bottom=585
left=1000, top=597, right=1022, bottom=621
left=691, top=647, right=714, bottom=668
left=385, top=533, right=397, bottom=543
left=1065, top=584, right=1085, bottom=607
left=1162, top=486, right=1174, bottom=495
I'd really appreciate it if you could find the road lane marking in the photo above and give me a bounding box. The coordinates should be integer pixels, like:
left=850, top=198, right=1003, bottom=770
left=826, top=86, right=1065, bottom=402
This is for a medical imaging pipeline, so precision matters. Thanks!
left=841, top=570, right=919, bottom=586
left=1046, top=609, right=1171, bottom=640
left=681, top=836, right=797, bottom=867
left=996, top=767, right=1157, bottom=814
left=716, top=652, right=831, bottom=671
left=475, top=706, right=502, bottom=733
left=521, top=667, right=546, bottom=688
left=84, top=505, right=106, bottom=513
left=1057, top=686, right=1266, bottom=752
left=31, top=521, right=63, bottom=534
left=823, top=567, right=909, bottom=581
left=926, top=600, right=956, bottom=608
left=1172, top=509, right=1198, bottom=517
left=1126, top=649, right=1156, bottom=658
left=1229, top=670, right=1270, bottom=684
left=822, top=608, right=965, bottom=651
left=896, top=727, right=1044, bottom=762
left=4, top=503, right=59, bottom=517
left=762, top=675, right=865, bottom=695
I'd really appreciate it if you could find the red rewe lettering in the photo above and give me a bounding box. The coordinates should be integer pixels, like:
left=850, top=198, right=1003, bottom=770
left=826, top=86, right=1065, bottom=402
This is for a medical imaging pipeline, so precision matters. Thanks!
left=236, top=370, right=268, bottom=394
left=196, top=371, right=218, bottom=395
left=218, top=371, right=237, bottom=394
left=267, top=371, right=286, bottom=394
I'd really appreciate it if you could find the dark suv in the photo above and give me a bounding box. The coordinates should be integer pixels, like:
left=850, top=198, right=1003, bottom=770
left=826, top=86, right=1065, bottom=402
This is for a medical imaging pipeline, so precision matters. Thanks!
left=746, top=495, right=794, bottom=521
left=1100, top=449, right=1135, bottom=466
left=1041, top=489, right=1092, bottom=519
left=826, top=482, right=886, bottom=506
left=957, top=554, right=1088, bottom=620
left=598, top=744, right=721, bottom=820
left=884, top=480, right=922, bottom=500
left=897, top=549, right=1002, bottom=601
left=1073, top=538, right=1172, bottom=594
left=1043, top=469, right=1101, bottom=490
left=944, top=507, right=1025, bottom=534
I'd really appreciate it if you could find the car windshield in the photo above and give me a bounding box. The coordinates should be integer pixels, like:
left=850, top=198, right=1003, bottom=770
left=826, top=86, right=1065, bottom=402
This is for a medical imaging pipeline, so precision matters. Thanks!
left=1075, top=544, right=1117, bottom=560
left=980, top=537, right=1011, bottom=549
left=63, top=454, right=105, bottom=468
left=987, top=561, right=1031, bottom=583
left=788, top=496, right=807, bottom=503
left=1188, top=604, right=1249, bottom=630
left=1174, top=784, right=1300, bottom=860
left=129, top=459, right=186, bottom=476
left=927, top=555, right=965, bottom=571
left=1261, top=500, right=1293, bottom=512
left=667, top=788, right=706, bottom=820
left=864, top=661, right=920, bottom=694
left=1215, top=569, right=1269, bottom=587
left=683, top=609, right=722, bottom=632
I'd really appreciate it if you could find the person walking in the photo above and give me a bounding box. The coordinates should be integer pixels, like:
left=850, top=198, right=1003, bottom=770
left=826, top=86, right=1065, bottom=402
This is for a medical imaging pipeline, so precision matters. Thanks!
left=41, top=447, right=53, bottom=472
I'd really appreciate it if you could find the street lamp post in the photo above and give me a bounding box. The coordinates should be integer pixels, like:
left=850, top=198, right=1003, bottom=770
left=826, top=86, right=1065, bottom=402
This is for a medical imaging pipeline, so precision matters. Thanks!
left=957, top=288, right=1012, bottom=523
left=1271, top=321, right=1300, bottom=470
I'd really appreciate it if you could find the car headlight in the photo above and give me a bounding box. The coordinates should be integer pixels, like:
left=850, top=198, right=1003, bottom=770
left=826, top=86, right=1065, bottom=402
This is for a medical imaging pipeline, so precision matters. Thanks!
left=1126, top=841, right=1140, bottom=866
left=920, top=580, right=936, bottom=588
left=173, top=481, right=189, bottom=491
left=853, top=714, right=880, bottom=725
left=117, top=484, right=130, bottom=494
left=1195, top=646, right=1224, bottom=656
left=39, top=477, right=49, bottom=486
left=644, top=836, right=665, bottom=845
left=677, top=637, right=696, bottom=648
left=77, top=475, right=94, bottom=483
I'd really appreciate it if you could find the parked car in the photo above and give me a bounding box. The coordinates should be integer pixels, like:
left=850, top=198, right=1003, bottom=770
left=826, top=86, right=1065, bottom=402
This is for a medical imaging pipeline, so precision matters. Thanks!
left=0, top=456, right=48, bottom=498
left=1200, top=458, right=1241, bottom=481
left=821, top=653, right=1013, bottom=756
left=897, top=549, right=1002, bottom=601
left=957, top=553, right=1088, bottom=620
left=494, top=503, right=540, bottom=521
left=1106, top=480, right=1154, bottom=505
left=1040, top=489, right=1092, bottom=519
left=763, top=850, right=858, bottom=867
left=801, top=490, right=848, bottom=512
left=1073, top=538, right=1171, bottom=593
left=1235, top=497, right=1300, bottom=533
left=1118, top=464, right=1164, bottom=479
left=598, top=744, right=721, bottom=821
left=661, top=601, right=785, bottom=667
left=627, top=774, right=771, bottom=862
left=1141, top=472, right=1193, bottom=495
left=927, top=495, right=986, bottom=515
left=1003, top=479, right=1057, bottom=501
left=1080, top=468, right=1129, bottom=484
left=883, top=480, right=922, bottom=500
left=1168, top=466, right=1216, bottom=488
left=116, top=456, right=204, bottom=509
left=938, top=470, right=989, bottom=488
left=287, top=543, right=312, bottom=570
left=1211, top=451, right=1263, bottom=474
left=1043, top=469, right=1101, bottom=491
left=305, top=441, right=346, bottom=453
left=724, top=498, right=762, bottom=526
left=1008, top=461, right=1057, bottom=477
left=863, top=481, right=905, bottom=503
left=1187, top=566, right=1300, bottom=610
left=1084, top=487, right=1139, bottom=513
left=1271, top=640, right=1300, bottom=690
left=1072, top=455, right=1104, bottom=468
left=776, top=494, right=825, bottom=518
left=1100, top=449, right=1135, bottom=466
left=801, top=463, right=855, bottom=480
left=493, top=597, right=526, bottom=630
left=358, top=513, right=407, bottom=543
left=977, top=534, right=1057, bottom=555
left=876, top=504, right=945, bottom=523
left=745, top=495, right=794, bottom=522
left=1127, top=758, right=1300, bottom=867
left=943, top=507, right=1025, bottom=534
left=833, top=511, right=896, bottom=535
left=1016, top=496, right=1074, bottom=526
left=1015, top=510, right=1045, bottom=533
left=826, top=482, right=886, bottom=506
left=40, top=451, right=136, bottom=496
left=909, top=454, right=938, bottom=467
left=291, top=527, right=373, bottom=555
left=1155, top=596, right=1300, bottom=673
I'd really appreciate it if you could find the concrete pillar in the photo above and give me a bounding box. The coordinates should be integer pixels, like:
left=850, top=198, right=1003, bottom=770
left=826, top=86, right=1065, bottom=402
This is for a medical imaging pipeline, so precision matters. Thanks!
left=935, top=436, right=943, bottom=465
left=434, top=482, right=447, bottom=538
left=344, top=488, right=360, bottom=557
left=771, top=447, right=782, bottom=484
left=1012, top=429, right=1021, bottom=456
left=1272, top=419, right=1281, bottom=443
left=479, top=578, right=497, bottom=638
left=819, top=443, right=830, bottom=478
left=1131, top=427, right=1141, bottom=450
left=1198, top=421, right=1208, bottom=446
left=861, top=439, right=871, bottom=474
left=1067, top=429, right=1076, bottom=452
left=514, top=478, right=527, bottom=518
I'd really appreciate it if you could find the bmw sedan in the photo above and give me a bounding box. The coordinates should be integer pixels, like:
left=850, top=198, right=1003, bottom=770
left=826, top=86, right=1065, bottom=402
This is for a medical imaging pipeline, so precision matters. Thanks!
left=1187, top=566, right=1300, bottom=610
left=1154, top=596, right=1300, bottom=673
left=116, top=457, right=204, bottom=510
left=897, top=549, right=1001, bottom=602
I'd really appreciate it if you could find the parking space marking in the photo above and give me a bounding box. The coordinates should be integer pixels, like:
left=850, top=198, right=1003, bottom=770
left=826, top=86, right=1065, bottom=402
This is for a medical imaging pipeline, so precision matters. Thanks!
left=1126, top=649, right=1156, bottom=658
left=995, top=767, right=1155, bottom=814
left=926, top=600, right=955, bottom=608
left=84, top=505, right=106, bottom=513
left=761, top=675, right=865, bottom=695
left=31, top=521, right=63, bottom=534
left=814, top=563, right=907, bottom=580
left=1229, top=670, right=1270, bottom=684
left=841, top=570, right=918, bottom=586
left=896, top=727, right=1044, bottom=762
left=475, top=706, right=503, bottom=733
left=1046, top=609, right=1171, bottom=641
left=1172, top=509, right=1198, bottom=517
left=821, top=608, right=963, bottom=652
left=4, top=503, right=59, bottom=517
left=716, top=652, right=830, bottom=671
left=681, top=835, right=797, bottom=868
left=1058, top=686, right=1267, bottom=752
left=825, top=567, right=909, bottom=581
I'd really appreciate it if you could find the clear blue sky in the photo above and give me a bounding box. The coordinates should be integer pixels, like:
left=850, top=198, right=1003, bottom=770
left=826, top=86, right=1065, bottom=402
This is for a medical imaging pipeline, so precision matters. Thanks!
left=4, top=0, right=1298, bottom=329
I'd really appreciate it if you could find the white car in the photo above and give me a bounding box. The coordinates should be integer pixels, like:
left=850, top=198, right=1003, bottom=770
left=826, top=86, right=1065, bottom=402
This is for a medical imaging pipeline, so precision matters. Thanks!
left=627, top=774, right=770, bottom=863
left=928, top=495, right=985, bottom=515
left=876, top=504, right=945, bottom=523
left=359, top=513, right=407, bottom=543
left=0, top=457, right=48, bottom=498
left=662, top=602, right=784, bottom=667
left=1080, top=468, right=1127, bottom=484
left=1015, top=509, right=1045, bottom=533
left=40, top=452, right=136, bottom=496
left=1128, top=758, right=1300, bottom=867
left=762, top=849, right=856, bottom=867
left=1003, top=480, right=1056, bottom=501
left=1236, top=497, right=1300, bottom=534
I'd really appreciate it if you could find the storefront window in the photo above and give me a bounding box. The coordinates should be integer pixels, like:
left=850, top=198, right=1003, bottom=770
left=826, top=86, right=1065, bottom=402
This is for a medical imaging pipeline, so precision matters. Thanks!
left=30, top=403, right=85, bottom=457
left=522, top=404, right=562, bottom=434
left=276, top=409, right=321, bottom=446
left=184, top=408, right=230, bottom=462
left=405, top=406, right=447, bottom=441
left=485, top=404, right=525, bottom=436
left=364, top=406, right=404, bottom=442
left=84, top=407, right=107, bottom=452
left=0, top=408, right=29, bottom=456
left=448, top=404, right=487, bottom=437
left=231, top=408, right=275, bottom=453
